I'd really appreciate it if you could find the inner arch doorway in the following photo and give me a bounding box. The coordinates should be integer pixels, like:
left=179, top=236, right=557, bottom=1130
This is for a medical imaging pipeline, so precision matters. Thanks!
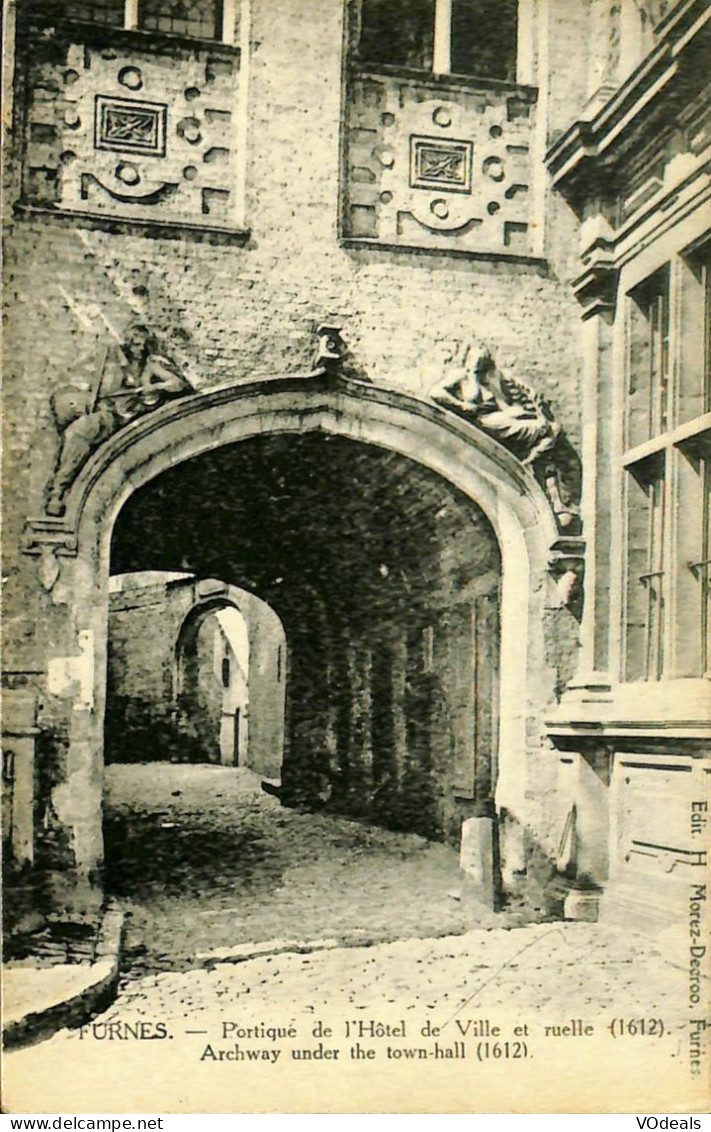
left=175, top=600, right=250, bottom=768
left=105, top=573, right=286, bottom=776
left=172, top=582, right=286, bottom=777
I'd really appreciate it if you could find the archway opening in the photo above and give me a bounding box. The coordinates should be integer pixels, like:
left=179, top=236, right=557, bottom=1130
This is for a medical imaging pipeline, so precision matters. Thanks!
left=105, top=574, right=286, bottom=772
left=103, top=430, right=504, bottom=967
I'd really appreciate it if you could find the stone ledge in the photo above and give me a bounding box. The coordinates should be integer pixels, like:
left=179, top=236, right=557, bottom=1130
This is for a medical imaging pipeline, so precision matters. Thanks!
left=2, top=902, right=124, bottom=1051
left=349, top=63, right=538, bottom=98
left=22, top=18, right=240, bottom=61
left=341, top=237, right=549, bottom=272
left=13, top=204, right=251, bottom=246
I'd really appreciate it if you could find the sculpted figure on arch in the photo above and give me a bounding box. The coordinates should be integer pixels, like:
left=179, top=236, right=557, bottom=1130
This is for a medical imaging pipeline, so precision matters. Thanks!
left=46, top=323, right=194, bottom=517
left=430, top=340, right=581, bottom=532
left=430, top=340, right=562, bottom=466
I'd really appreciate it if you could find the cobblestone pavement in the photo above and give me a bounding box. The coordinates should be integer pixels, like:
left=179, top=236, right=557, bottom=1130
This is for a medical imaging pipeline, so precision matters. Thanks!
left=4, top=922, right=700, bottom=1114
left=6, top=764, right=703, bottom=1113
left=104, top=763, right=499, bottom=976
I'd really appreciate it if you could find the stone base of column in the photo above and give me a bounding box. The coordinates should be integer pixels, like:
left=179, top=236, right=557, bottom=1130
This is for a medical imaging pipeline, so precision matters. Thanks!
left=459, top=816, right=497, bottom=911
left=563, top=885, right=601, bottom=922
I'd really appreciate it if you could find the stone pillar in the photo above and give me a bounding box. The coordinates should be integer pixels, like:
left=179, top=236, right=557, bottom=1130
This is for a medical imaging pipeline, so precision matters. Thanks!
left=516, top=0, right=537, bottom=85
left=390, top=635, right=408, bottom=792
left=564, top=223, right=619, bottom=705
left=618, top=0, right=647, bottom=82
left=15, top=532, right=108, bottom=922
left=557, top=748, right=612, bottom=921
left=346, top=645, right=374, bottom=813
left=459, top=816, right=497, bottom=911
left=547, top=218, right=619, bottom=920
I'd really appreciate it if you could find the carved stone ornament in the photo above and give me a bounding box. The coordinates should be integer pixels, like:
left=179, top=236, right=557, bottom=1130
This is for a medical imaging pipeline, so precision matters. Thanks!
left=45, top=324, right=195, bottom=517
left=315, top=325, right=346, bottom=369
left=22, top=520, right=79, bottom=593
left=430, top=341, right=582, bottom=534
left=548, top=537, right=586, bottom=616
left=430, top=341, right=562, bottom=465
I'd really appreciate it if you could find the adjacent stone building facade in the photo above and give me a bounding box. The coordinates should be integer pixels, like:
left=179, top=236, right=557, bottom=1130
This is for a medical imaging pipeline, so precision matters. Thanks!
left=2, top=0, right=709, bottom=932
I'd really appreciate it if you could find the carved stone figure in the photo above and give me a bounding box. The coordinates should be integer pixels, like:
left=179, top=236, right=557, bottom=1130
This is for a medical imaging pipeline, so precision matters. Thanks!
left=430, top=342, right=562, bottom=466
left=46, top=324, right=194, bottom=516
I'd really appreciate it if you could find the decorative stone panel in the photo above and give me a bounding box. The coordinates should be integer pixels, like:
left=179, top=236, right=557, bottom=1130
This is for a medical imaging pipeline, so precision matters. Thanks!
left=343, top=71, right=538, bottom=257
left=21, top=30, right=240, bottom=229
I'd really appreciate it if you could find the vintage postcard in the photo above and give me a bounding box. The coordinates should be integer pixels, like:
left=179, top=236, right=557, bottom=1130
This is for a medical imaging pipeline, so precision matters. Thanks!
left=2, top=0, right=710, bottom=1116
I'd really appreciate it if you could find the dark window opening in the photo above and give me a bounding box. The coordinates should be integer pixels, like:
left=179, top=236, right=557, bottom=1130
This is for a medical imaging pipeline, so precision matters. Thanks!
left=139, top=0, right=223, bottom=40
left=625, top=453, right=667, bottom=682
left=359, top=0, right=434, bottom=70
left=358, top=0, right=518, bottom=81
left=627, top=267, right=671, bottom=449
left=57, top=0, right=224, bottom=40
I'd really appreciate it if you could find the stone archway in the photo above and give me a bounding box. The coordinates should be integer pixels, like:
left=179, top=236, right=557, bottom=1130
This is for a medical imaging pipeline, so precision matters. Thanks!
left=27, top=373, right=560, bottom=913
left=170, top=580, right=286, bottom=774
left=172, top=591, right=249, bottom=767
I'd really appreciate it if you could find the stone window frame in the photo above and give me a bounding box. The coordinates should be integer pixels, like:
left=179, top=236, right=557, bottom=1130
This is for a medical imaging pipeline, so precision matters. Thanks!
left=620, top=238, right=711, bottom=683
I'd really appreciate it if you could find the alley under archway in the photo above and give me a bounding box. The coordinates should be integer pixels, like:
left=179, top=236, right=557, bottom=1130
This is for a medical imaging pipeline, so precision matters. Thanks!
left=104, top=430, right=507, bottom=967
left=110, top=431, right=502, bottom=845
left=103, top=763, right=493, bottom=976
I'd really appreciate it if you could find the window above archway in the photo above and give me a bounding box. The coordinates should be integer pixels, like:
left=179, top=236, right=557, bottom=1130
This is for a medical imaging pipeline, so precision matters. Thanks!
left=51, top=0, right=231, bottom=43
left=343, top=0, right=539, bottom=260
left=358, top=0, right=518, bottom=82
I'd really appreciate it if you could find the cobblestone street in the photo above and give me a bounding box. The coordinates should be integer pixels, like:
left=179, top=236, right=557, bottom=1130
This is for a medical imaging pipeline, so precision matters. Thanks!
left=104, top=764, right=488, bottom=976
left=4, top=764, right=705, bottom=1114
left=4, top=919, right=697, bottom=1114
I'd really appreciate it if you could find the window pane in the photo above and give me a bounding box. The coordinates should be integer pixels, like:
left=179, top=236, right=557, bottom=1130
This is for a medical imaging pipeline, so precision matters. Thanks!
left=139, top=0, right=223, bottom=39
left=627, top=267, right=670, bottom=448
left=71, top=0, right=125, bottom=25
left=645, top=470, right=666, bottom=680
left=677, top=248, right=711, bottom=425
left=625, top=454, right=666, bottom=681
left=359, top=0, right=435, bottom=70
left=450, top=0, right=517, bottom=80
